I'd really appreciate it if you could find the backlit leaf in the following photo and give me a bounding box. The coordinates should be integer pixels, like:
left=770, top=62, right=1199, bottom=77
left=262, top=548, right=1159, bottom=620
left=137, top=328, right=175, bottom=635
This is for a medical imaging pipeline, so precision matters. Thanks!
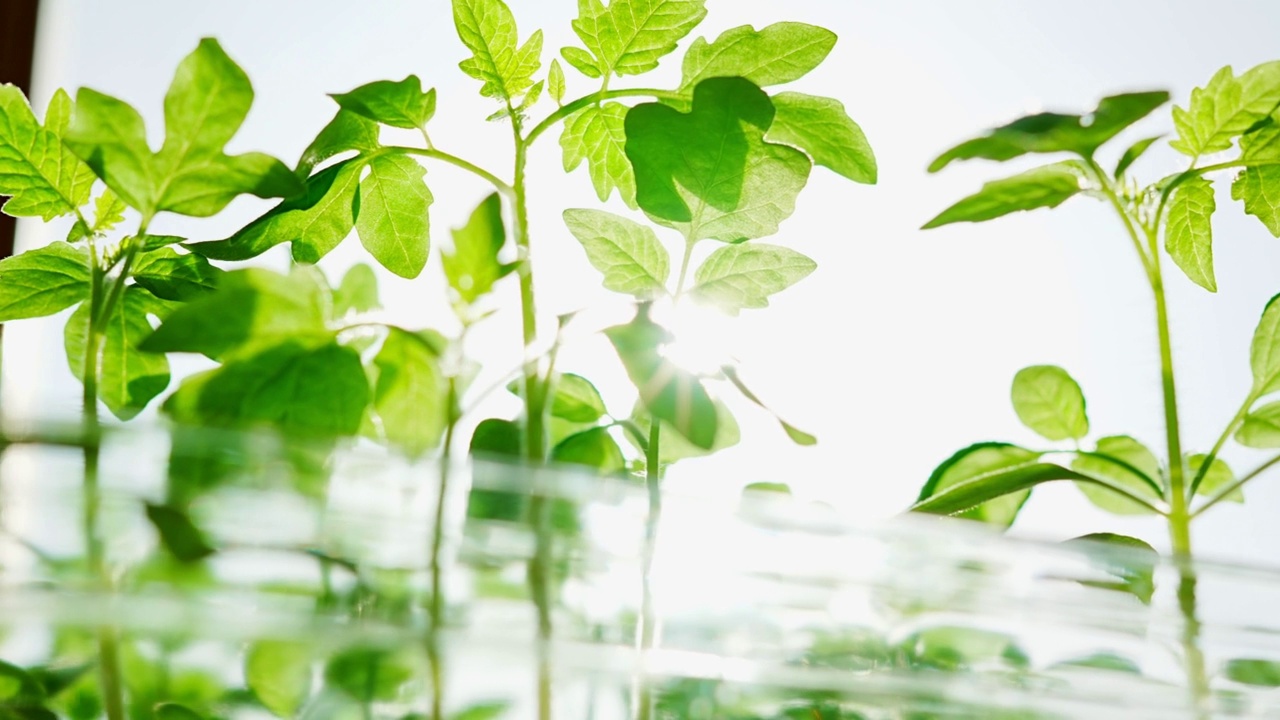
left=563, top=208, right=668, bottom=298
left=766, top=92, right=876, bottom=184
left=561, top=103, right=637, bottom=207
left=453, top=0, right=542, bottom=102
left=1171, top=62, right=1280, bottom=157
left=1225, top=659, right=1280, bottom=687
left=245, top=641, right=312, bottom=718
left=1237, top=400, right=1280, bottom=448
left=1114, top=135, right=1162, bottom=179
left=0, top=84, right=94, bottom=220
left=627, top=396, right=738, bottom=463
left=548, top=59, right=565, bottom=105
left=553, top=427, right=625, bottom=474
left=567, top=0, right=706, bottom=78
left=0, top=242, right=90, bottom=322
left=922, top=161, right=1086, bottom=229
left=1165, top=176, right=1217, bottom=291
left=1189, top=453, right=1240, bottom=502
left=357, top=154, right=431, bottom=278
left=331, top=75, right=437, bottom=130
left=332, top=263, right=380, bottom=318
left=1071, top=436, right=1162, bottom=515
left=680, top=23, right=836, bottom=92
left=145, top=503, right=215, bottom=563
left=690, top=243, right=815, bottom=315
left=1249, top=293, right=1280, bottom=394
left=1010, top=364, right=1089, bottom=441
left=65, top=286, right=171, bottom=420
left=295, top=110, right=381, bottom=178
left=131, top=248, right=222, bottom=301
left=915, top=443, right=1040, bottom=528
left=373, top=328, right=449, bottom=457
left=443, top=192, right=511, bottom=304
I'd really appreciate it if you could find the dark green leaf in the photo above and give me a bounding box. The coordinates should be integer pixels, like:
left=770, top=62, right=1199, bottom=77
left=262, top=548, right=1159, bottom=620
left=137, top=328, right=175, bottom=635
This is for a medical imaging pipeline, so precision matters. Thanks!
left=145, top=503, right=215, bottom=562
left=357, top=153, right=431, bottom=279
left=1072, top=436, right=1163, bottom=515
left=922, top=160, right=1086, bottom=229
left=131, top=248, right=222, bottom=301
left=65, top=286, right=172, bottom=420
left=373, top=328, right=448, bottom=457
left=331, top=76, right=437, bottom=130
left=0, top=661, right=45, bottom=703
left=766, top=92, right=875, bottom=184
left=1171, top=62, right=1280, bottom=157
left=690, top=243, right=815, bottom=315
left=552, top=427, right=625, bottom=473
left=626, top=77, right=811, bottom=242
left=1225, top=659, right=1280, bottom=687
left=443, top=192, right=511, bottom=304
left=452, top=0, right=543, bottom=102
left=0, top=242, right=89, bottom=322
left=1166, top=175, right=1217, bottom=291
left=914, top=443, right=1040, bottom=528
left=561, top=103, right=637, bottom=208
left=324, top=647, right=417, bottom=702
left=245, top=641, right=312, bottom=718
left=679, top=23, right=836, bottom=92
left=332, top=263, right=380, bottom=318
left=1250, top=293, right=1280, bottom=394
left=1237, top=400, right=1280, bottom=448
left=930, top=91, right=1170, bottom=171
left=1010, top=364, right=1089, bottom=441
left=567, top=0, right=707, bottom=78
left=563, top=208, right=668, bottom=298
left=295, top=110, right=381, bottom=178
left=469, top=418, right=521, bottom=458
left=154, top=703, right=204, bottom=720
left=0, top=84, right=94, bottom=220
left=1113, top=135, right=1162, bottom=179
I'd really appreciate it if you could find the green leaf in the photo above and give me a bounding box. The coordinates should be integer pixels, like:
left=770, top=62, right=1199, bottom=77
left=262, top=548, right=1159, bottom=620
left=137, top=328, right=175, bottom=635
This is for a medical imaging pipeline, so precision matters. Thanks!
left=443, top=192, right=511, bottom=304
left=452, top=0, right=543, bottom=102
left=141, top=267, right=329, bottom=361
left=1172, top=62, right=1280, bottom=157
left=1051, top=653, right=1141, bottom=675
left=567, top=0, right=707, bottom=78
left=922, top=161, right=1086, bottom=229
left=144, top=503, right=215, bottom=563
left=131, top=248, right=222, bottom=301
left=680, top=23, right=836, bottom=92
left=449, top=703, right=509, bottom=720
left=561, top=103, right=637, bottom=208
left=1250, top=293, right=1280, bottom=394
left=626, top=77, right=811, bottom=242
left=548, top=59, right=566, bottom=105
left=296, top=110, right=381, bottom=178
left=331, top=76, right=437, bottom=130
left=324, top=647, right=417, bottom=703
left=64, top=286, right=172, bottom=420
left=66, top=39, right=302, bottom=218
left=901, top=627, right=1028, bottom=672
left=373, top=328, right=448, bottom=457
left=0, top=242, right=90, bottom=321
left=1189, top=453, right=1241, bottom=502
left=929, top=91, right=1169, bottom=172
left=163, top=341, right=369, bottom=437
left=469, top=418, right=521, bottom=458
left=1225, top=659, right=1280, bottom=687
left=190, top=158, right=361, bottom=263
left=1010, top=365, right=1089, bottom=441
left=1237, top=400, right=1280, bottom=448
left=1066, top=533, right=1158, bottom=605
left=1113, top=135, right=1162, bottom=179
left=765, top=92, right=876, bottom=184
left=690, top=243, right=815, bottom=315
left=154, top=704, right=204, bottom=720
left=560, top=47, right=602, bottom=79
left=605, top=307, right=717, bottom=449
left=1232, top=164, right=1280, bottom=238
left=140, top=233, right=184, bottom=252
left=1165, top=176, right=1217, bottom=292
left=915, top=443, right=1040, bottom=528
left=357, top=153, right=432, bottom=279
left=553, top=427, right=625, bottom=474
left=0, top=84, right=94, bottom=220
left=563, top=208, right=668, bottom=298
left=628, top=396, right=739, bottom=463
left=550, top=373, right=608, bottom=422
left=332, top=263, right=380, bottom=318
left=245, top=641, right=312, bottom=718
left=1071, top=436, right=1163, bottom=515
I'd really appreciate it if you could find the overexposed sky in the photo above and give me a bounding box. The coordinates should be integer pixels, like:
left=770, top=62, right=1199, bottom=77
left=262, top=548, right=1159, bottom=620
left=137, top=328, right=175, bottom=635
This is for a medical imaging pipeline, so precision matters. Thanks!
left=10, top=1, right=1280, bottom=564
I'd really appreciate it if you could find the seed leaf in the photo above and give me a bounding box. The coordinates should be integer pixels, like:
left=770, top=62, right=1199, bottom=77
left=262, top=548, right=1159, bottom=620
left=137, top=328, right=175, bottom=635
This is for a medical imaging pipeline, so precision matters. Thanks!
left=680, top=23, right=836, bottom=92
left=443, top=192, right=512, bottom=305
left=1071, top=436, right=1162, bottom=516
left=66, top=39, right=302, bottom=217
left=0, top=84, right=94, bottom=220
left=922, top=161, right=1086, bottom=229
left=1250, top=293, right=1280, bottom=394
left=1113, top=135, right=1162, bottom=179
left=766, top=92, right=875, bottom=184
left=373, top=327, right=449, bottom=457
left=1237, top=400, right=1280, bottom=448
left=1011, top=365, right=1089, bottom=441
left=691, top=243, right=815, bottom=315
left=1171, top=62, right=1280, bottom=158
left=929, top=91, right=1169, bottom=172
left=65, top=286, right=172, bottom=420
left=1166, top=176, right=1217, bottom=291
left=295, top=110, right=381, bottom=178
left=553, top=427, right=625, bottom=474
left=563, top=208, right=668, bottom=298
left=331, top=75, right=437, bottom=130
left=357, top=153, right=432, bottom=279
left=245, top=642, right=312, bottom=718
left=567, top=0, right=707, bottom=79
left=561, top=103, right=637, bottom=208
left=0, top=242, right=90, bottom=322
left=332, top=263, right=380, bottom=318
left=626, top=77, right=811, bottom=242
left=144, top=503, right=215, bottom=563
left=453, top=0, right=542, bottom=103
left=915, top=443, right=1041, bottom=528
left=131, top=248, right=222, bottom=302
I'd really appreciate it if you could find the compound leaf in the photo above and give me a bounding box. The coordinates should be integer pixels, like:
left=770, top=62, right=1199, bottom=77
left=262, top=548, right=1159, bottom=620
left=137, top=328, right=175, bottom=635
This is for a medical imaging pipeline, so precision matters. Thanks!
left=567, top=0, right=707, bottom=78
left=563, top=208, right=668, bottom=298
left=561, top=103, right=636, bottom=208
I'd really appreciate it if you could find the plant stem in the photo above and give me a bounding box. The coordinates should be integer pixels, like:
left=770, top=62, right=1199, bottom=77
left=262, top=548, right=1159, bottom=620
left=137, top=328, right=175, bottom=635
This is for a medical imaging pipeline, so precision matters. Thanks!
left=1192, top=451, right=1280, bottom=518
left=632, top=420, right=662, bottom=720
left=1189, top=392, right=1256, bottom=496
left=524, top=88, right=685, bottom=148
left=391, top=147, right=513, bottom=197
left=427, top=375, right=459, bottom=720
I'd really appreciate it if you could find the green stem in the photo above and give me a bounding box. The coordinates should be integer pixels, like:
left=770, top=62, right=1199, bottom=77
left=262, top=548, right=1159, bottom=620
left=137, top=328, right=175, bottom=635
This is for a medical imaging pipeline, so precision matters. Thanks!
left=1192, top=451, right=1280, bottom=518
left=632, top=420, right=661, bottom=720
left=525, top=88, right=686, bottom=147
left=427, top=376, right=459, bottom=720
left=388, top=147, right=513, bottom=197
left=1188, top=392, right=1256, bottom=496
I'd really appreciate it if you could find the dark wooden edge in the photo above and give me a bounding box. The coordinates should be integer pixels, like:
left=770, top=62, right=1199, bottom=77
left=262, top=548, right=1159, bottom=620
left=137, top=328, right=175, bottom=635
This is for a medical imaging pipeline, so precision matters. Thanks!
left=1, top=0, right=41, bottom=262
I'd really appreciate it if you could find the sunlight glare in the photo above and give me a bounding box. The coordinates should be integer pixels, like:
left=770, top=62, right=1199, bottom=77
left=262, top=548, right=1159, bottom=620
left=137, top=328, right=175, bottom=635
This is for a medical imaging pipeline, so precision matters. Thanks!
left=650, top=298, right=738, bottom=377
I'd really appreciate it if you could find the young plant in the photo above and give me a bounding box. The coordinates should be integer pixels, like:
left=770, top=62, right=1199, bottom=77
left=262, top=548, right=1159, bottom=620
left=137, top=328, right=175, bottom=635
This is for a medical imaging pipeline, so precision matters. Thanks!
left=911, top=61, right=1280, bottom=714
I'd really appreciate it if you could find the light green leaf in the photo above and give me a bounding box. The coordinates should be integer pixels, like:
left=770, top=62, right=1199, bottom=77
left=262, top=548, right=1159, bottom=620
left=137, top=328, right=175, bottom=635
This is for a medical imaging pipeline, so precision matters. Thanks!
left=1051, top=653, right=1142, bottom=675
left=1114, top=135, right=1162, bottom=179
left=1232, top=164, right=1280, bottom=238
left=154, top=704, right=204, bottom=720
left=626, top=76, right=811, bottom=243
left=0, top=242, right=90, bottom=321
left=549, top=59, right=566, bottom=105
left=1072, top=436, right=1163, bottom=516
left=245, top=641, right=312, bottom=718
left=332, top=263, right=380, bottom=318
left=296, top=110, right=381, bottom=177
left=443, top=192, right=511, bottom=304
left=922, top=161, right=1087, bottom=229
left=91, top=190, right=127, bottom=235
left=553, top=427, right=625, bottom=474
left=131, top=248, right=222, bottom=301
left=141, top=267, right=329, bottom=361
left=331, top=76, right=436, bottom=130
left=519, top=80, right=544, bottom=111
left=1172, top=62, right=1280, bottom=157
left=449, top=703, right=510, bottom=720
left=323, top=647, right=418, bottom=702
left=1225, top=659, right=1280, bottom=687
left=1166, top=176, right=1217, bottom=291
left=561, top=103, right=637, bottom=208
left=914, top=454, right=1134, bottom=522
left=928, top=92, right=1170, bottom=172
left=560, top=47, right=602, bottom=79
left=1189, top=453, right=1241, bottom=502
left=550, top=373, right=608, bottom=423
left=1066, top=533, right=1158, bottom=605
left=680, top=23, right=836, bottom=92
left=1237, top=400, right=1280, bottom=448
left=1249, top=293, right=1280, bottom=394
left=627, top=396, right=739, bottom=463
left=568, top=0, right=707, bottom=78
left=563, top=208, right=668, bottom=298
left=191, top=158, right=362, bottom=263
left=1010, top=365, right=1089, bottom=441
left=357, top=153, right=431, bottom=279
left=690, top=243, right=815, bottom=315
left=44, top=88, right=73, bottom=135
left=453, top=0, right=542, bottom=102
left=0, top=84, right=94, bottom=220
left=915, top=443, right=1041, bottom=528
left=373, top=328, right=448, bottom=457
left=65, top=286, right=172, bottom=420
left=766, top=92, right=875, bottom=184
left=141, top=233, right=185, bottom=252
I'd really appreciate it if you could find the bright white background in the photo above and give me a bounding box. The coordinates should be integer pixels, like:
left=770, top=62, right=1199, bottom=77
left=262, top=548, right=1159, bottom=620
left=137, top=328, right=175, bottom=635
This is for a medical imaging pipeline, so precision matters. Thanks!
left=9, top=0, right=1280, bottom=564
